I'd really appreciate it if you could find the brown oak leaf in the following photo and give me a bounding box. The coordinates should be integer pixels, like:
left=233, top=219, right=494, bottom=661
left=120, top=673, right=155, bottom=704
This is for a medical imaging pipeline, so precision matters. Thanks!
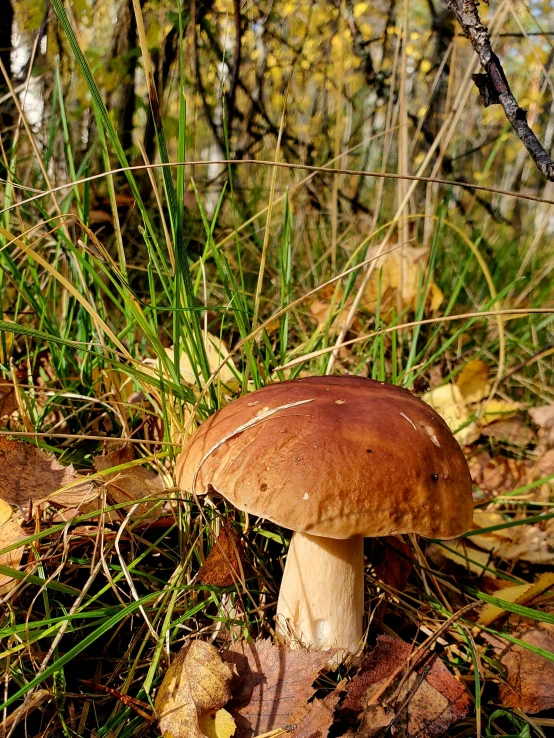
left=223, top=639, right=335, bottom=738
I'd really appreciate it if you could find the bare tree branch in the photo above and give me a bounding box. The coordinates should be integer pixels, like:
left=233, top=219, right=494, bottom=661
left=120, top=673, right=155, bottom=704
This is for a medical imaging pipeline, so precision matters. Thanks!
left=446, top=0, right=554, bottom=180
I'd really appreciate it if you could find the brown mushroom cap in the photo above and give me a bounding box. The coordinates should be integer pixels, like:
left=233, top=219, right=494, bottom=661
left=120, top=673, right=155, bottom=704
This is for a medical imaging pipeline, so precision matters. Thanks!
left=176, top=376, right=473, bottom=539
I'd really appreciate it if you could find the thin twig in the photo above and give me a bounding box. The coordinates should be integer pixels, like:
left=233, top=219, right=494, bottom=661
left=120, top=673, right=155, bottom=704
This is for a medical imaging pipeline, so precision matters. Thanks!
left=446, top=0, right=554, bottom=180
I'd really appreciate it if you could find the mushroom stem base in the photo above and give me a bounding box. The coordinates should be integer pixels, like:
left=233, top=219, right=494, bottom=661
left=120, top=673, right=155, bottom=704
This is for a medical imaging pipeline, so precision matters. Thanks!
left=276, top=532, right=364, bottom=657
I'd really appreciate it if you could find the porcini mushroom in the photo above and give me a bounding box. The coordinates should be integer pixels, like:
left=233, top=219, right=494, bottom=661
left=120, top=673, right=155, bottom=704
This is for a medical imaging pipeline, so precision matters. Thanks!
left=176, top=376, right=473, bottom=658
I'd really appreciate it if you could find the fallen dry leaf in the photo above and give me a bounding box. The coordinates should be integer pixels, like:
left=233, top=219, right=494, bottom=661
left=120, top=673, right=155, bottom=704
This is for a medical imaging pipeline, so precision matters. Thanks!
left=343, top=635, right=469, bottom=737
left=534, top=448, right=554, bottom=480
left=0, top=380, right=18, bottom=419
left=142, top=334, right=240, bottom=391
left=456, top=360, right=489, bottom=404
left=223, top=639, right=334, bottom=738
left=530, top=405, right=554, bottom=447
left=499, top=627, right=554, bottom=713
left=199, top=709, right=237, bottom=738
left=0, top=499, right=26, bottom=596
left=360, top=246, right=443, bottom=315
left=307, top=284, right=362, bottom=334
left=480, top=414, right=534, bottom=447
left=291, top=691, right=340, bottom=738
left=197, top=522, right=244, bottom=587
left=155, top=640, right=235, bottom=738
left=468, top=452, right=531, bottom=497
left=470, top=510, right=554, bottom=564
left=307, top=248, right=443, bottom=335
left=421, top=384, right=472, bottom=443
left=477, top=572, right=554, bottom=626
left=0, top=437, right=95, bottom=512
left=94, top=444, right=164, bottom=520
left=478, top=399, right=523, bottom=426
left=422, top=382, right=528, bottom=448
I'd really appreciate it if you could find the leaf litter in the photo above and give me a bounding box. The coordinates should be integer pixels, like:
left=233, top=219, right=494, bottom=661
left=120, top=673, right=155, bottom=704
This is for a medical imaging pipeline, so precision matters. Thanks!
left=222, top=639, right=336, bottom=738
left=342, top=635, right=469, bottom=738
left=93, top=442, right=165, bottom=521
left=0, top=437, right=168, bottom=593
left=0, top=436, right=95, bottom=513
left=306, top=246, right=443, bottom=336
left=498, top=625, right=554, bottom=714
left=4, top=354, right=554, bottom=732
left=155, top=634, right=473, bottom=738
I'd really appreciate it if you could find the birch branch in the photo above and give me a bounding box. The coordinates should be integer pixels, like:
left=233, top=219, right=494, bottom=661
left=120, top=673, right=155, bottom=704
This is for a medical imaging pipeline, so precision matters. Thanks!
left=446, top=0, right=554, bottom=181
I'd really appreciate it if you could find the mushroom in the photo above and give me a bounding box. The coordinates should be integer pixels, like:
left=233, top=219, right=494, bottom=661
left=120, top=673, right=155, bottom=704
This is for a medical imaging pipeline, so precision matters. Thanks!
left=175, top=376, right=473, bottom=658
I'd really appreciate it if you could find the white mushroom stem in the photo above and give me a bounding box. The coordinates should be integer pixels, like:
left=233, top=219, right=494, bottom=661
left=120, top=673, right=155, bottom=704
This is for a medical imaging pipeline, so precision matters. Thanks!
left=276, top=532, right=364, bottom=658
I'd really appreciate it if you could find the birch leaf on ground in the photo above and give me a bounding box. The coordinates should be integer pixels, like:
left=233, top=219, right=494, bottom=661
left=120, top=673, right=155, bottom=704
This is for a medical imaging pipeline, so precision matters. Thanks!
left=360, top=246, right=443, bottom=314
left=456, top=360, right=489, bottom=404
left=142, top=335, right=240, bottom=390
left=155, top=640, right=235, bottom=738
left=421, top=385, right=472, bottom=443
left=222, top=639, right=334, bottom=738
left=307, top=247, right=443, bottom=334
left=479, top=399, right=523, bottom=426
left=0, top=437, right=95, bottom=511
left=198, top=709, right=237, bottom=738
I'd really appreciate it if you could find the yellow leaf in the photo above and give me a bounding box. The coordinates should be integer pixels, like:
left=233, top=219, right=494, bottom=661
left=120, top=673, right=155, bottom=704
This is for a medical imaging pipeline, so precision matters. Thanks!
left=422, top=384, right=472, bottom=443
left=428, top=282, right=444, bottom=312
left=479, top=399, right=522, bottom=427
left=478, top=572, right=554, bottom=626
left=360, top=246, right=442, bottom=315
left=155, top=641, right=234, bottom=738
left=143, top=334, right=240, bottom=391
left=198, top=709, right=236, bottom=738
left=473, top=510, right=505, bottom=528
left=456, top=360, right=489, bottom=404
